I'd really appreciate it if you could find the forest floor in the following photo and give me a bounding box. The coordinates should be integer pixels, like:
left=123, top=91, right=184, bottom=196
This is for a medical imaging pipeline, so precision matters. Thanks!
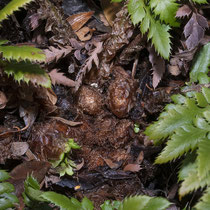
left=0, top=0, right=209, bottom=209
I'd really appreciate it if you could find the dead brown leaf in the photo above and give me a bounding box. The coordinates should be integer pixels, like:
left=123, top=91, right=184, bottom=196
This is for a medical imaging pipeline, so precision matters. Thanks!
left=176, top=5, right=192, bottom=18
left=75, top=27, right=95, bottom=41
left=0, top=91, right=7, bottom=109
left=103, top=158, right=120, bottom=169
left=184, top=13, right=208, bottom=50
left=75, top=158, right=85, bottom=171
left=45, top=88, right=57, bottom=105
left=101, top=0, right=123, bottom=26
left=11, top=142, right=29, bottom=156
left=136, top=151, right=144, bottom=165
left=48, top=116, right=82, bottom=126
left=9, top=160, right=51, bottom=197
left=49, top=69, right=76, bottom=87
left=123, top=163, right=141, bottom=172
left=44, top=46, right=72, bottom=63
left=75, top=41, right=103, bottom=91
left=148, top=46, right=165, bottom=89
left=66, top=11, right=94, bottom=31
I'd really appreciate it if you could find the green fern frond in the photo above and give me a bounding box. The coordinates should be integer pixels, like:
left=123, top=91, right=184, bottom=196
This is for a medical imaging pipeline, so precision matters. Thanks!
left=150, top=0, right=180, bottom=27
left=119, top=195, right=171, bottom=210
left=195, top=187, right=210, bottom=210
left=148, top=19, right=171, bottom=59
left=0, top=0, right=34, bottom=23
left=0, top=44, right=46, bottom=62
left=145, top=40, right=210, bottom=207
left=190, top=43, right=210, bottom=83
left=179, top=163, right=210, bottom=198
left=4, top=60, right=51, bottom=88
left=192, top=0, right=208, bottom=3
left=144, top=97, right=203, bottom=144
left=155, top=124, right=206, bottom=164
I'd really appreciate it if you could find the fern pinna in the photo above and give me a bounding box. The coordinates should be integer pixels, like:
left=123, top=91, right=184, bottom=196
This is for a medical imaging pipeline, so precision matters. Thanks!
left=145, top=43, right=210, bottom=209
left=0, top=0, right=51, bottom=88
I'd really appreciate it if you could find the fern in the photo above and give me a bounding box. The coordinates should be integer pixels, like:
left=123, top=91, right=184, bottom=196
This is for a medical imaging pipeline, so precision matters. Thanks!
left=4, top=60, right=51, bottom=88
left=0, top=44, right=46, bottom=62
left=0, top=0, right=34, bottom=23
left=112, top=0, right=208, bottom=59
left=24, top=176, right=171, bottom=210
left=145, top=43, right=210, bottom=209
left=0, top=0, right=51, bottom=88
left=190, top=43, right=210, bottom=83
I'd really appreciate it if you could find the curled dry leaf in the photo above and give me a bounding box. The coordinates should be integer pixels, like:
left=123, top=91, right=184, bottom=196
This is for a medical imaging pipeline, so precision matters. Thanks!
left=148, top=46, right=165, bottom=89
left=0, top=91, right=7, bottom=109
left=44, top=46, right=72, bottom=63
left=49, top=69, right=76, bottom=87
left=123, top=163, right=141, bottom=172
left=66, top=11, right=94, bottom=31
left=75, top=41, right=103, bottom=91
left=45, top=88, right=57, bottom=105
left=103, top=158, right=120, bottom=169
left=176, top=5, right=192, bottom=18
left=184, top=13, right=208, bottom=50
left=75, top=26, right=95, bottom=41
left=11, top=142, right=29, bottom=156
left=75, top=158, right=85, bottom=171
left=19, top=104, right=38, bottom=129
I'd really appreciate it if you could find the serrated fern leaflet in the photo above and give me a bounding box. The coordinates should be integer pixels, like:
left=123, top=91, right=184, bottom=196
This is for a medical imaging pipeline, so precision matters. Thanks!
left=0, top=45, right=46, bottom=62
left=5, top=61, right=51, bottom=88
left=0, top=0, right=35, bottom=23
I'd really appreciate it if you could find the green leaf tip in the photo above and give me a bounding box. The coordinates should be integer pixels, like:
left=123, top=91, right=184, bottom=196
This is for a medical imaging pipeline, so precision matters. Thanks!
left=0, top=0, right=35, bottom=23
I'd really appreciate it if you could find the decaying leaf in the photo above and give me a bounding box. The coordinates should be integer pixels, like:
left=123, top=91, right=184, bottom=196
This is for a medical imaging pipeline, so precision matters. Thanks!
left=49, top=69, right=76, bottom=87
left=75, top=26, right=95, bottom=41
left=123, top=163, right=141, bottom=172
left=101, top=0, right=123, bottom=26
left=148, top=46, right=165, bottom=89
left=75, top=158, right=84, bottom=171
left=11, top=142, right=29, bottom=156
left=184, top=13, right=208, bottom=50
left=48, top=116, right=82, bottom=126
left=19, top=103, right=38, bottom=129
left=75, top=41, right=103, bottom=91
left=176, top=5, right=192, bottom=18
left=9, top=160, right=51, bottom=197
left=103, top=158, right=120, bottom=169
left=66, top=11, right=94, bottom=31
left=44, top=46, right=72, bottom=63
left=0, top=91, right=7, bottom=109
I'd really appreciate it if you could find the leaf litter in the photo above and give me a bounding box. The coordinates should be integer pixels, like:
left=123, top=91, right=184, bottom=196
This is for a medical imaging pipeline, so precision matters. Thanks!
left=0, top=0, right=209, bottom=209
